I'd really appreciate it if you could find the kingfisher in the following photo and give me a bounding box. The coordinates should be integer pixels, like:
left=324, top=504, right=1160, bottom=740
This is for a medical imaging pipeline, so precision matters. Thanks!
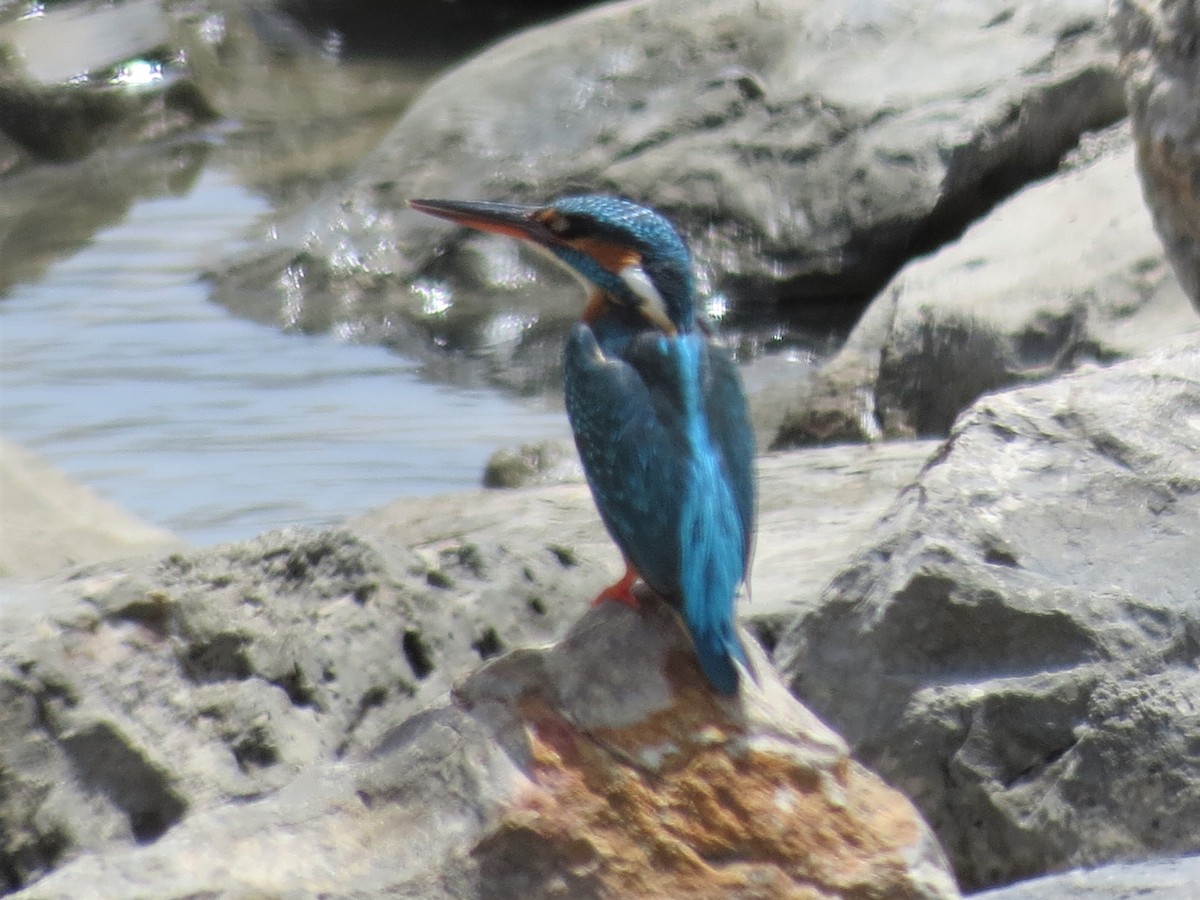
left=409, top=195, right=756, bottom=694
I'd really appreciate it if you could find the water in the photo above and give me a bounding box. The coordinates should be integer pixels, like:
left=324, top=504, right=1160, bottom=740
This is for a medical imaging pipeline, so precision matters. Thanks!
left=0, top=164, right=566, bottom=546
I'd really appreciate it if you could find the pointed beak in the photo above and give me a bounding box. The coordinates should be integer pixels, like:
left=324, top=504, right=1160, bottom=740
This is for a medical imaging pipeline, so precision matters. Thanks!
left=408, top=198, right=555, bottom=246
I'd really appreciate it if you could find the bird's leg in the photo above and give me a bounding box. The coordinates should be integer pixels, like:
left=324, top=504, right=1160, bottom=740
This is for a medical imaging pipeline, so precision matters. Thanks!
left=592, top=563, right=640, bottom=609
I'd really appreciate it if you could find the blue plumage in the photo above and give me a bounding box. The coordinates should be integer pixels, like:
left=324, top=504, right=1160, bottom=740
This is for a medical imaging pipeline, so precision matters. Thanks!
left=409, top=194, right=757, bottom=694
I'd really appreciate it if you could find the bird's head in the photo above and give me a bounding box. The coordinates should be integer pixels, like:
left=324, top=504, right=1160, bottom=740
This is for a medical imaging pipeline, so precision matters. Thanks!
left=409, top=194, right=696, bottom=336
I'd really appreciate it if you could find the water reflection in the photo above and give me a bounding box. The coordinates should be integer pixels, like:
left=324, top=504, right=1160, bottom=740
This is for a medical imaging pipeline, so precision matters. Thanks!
left=0, top=164, right=565, bottom=545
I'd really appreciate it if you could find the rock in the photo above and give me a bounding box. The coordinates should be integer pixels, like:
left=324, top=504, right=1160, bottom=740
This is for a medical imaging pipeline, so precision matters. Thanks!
left=10, top=596, right=961, bottom=899
left=966, top=855, right=1200, bottom=899
left=0, top=527, right=586, bottom=892
left=0, top=0, right=429, bottom=301
left=1112, top=0, right=1200, bottom=310
left=0, top=438, right=182, bottom=578
left=210, top=0, right=1124, bottom=390
left=775, top=342, right=1200, bottom=890
left=0, top=0, right=213, bottom=167
left=482, top=438, right=581, bottom=488
left=771, top=123, right=1200, bottom=445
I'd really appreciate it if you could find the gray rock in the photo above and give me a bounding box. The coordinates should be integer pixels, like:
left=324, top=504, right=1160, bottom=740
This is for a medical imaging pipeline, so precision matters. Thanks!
left=1112, top=0, right=1200, bottom=310
left=0, top=0, right=417, bottom=293
left=775, top=342, right=1200, bottom=891
left=771, top=124, right=1200, bottom=445
left=0, top=0, right=212, bottom=165
left=10, top=596, right=961, bottom=899
left=967, top=855, right=1200, bottom=899
left=482, top=438, right=581, bottom=488
left=210, top=0, right=1124, bottom=389
left=0, top=527, right=587, bottom=892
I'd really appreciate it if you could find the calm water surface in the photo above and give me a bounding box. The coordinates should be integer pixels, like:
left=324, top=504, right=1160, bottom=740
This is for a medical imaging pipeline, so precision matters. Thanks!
left=0, top=164, right=566, bottom=546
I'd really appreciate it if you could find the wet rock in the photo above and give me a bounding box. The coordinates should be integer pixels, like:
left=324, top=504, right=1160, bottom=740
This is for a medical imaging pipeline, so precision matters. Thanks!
left=771, top=124, right=1200, bottom=445
left=10, top=596, right=961, bottom=899
left=169, top=1, right=421, bottom=203
left=967, top=854, right=1200, bottom=899
left=0, top=0, right=422, bottom=292
left=1112, top=0, right=1200, bottom=310
left=775, top=342, right=1200, bottom=891
left=210, top=0, right=1124, bottom=390
left=0, top=438, right=181, bottom=579
left=0, top=0, right=213, bottom=169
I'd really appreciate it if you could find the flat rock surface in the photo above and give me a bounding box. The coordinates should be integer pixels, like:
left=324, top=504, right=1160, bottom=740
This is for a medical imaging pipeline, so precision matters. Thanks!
left=777, top=341, right=1200, bottom=890
left=355, top=438, right=939, bottom=639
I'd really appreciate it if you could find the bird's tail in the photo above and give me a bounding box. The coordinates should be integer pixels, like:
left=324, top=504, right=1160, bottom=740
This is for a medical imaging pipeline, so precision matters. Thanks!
left=691, top=618, right=753, bottom=696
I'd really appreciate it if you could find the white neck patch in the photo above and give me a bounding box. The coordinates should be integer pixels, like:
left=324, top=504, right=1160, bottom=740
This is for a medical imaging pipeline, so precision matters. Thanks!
left=619, top=264, right=675, bottom=334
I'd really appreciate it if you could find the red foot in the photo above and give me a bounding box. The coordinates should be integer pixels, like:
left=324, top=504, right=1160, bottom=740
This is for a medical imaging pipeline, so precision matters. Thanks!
left=592, top=565, right=640, bottom=610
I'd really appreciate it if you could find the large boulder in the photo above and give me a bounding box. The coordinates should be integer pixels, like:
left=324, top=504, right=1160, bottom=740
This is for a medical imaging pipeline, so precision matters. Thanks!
left=770, top=124, right=1200, bottom=445
left=1112, top=0, right=1200, bottom=310
left=210, top=0, right=1125, bottom=390
left=10, top=596, right=960, bottom=899
left=776, top=342, right=1200, bottom=890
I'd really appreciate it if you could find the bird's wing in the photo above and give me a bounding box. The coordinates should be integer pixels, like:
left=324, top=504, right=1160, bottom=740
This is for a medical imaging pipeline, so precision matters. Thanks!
left=563, top=323, right=686, bottom=595
left=564, top=324, right=753, bottom=694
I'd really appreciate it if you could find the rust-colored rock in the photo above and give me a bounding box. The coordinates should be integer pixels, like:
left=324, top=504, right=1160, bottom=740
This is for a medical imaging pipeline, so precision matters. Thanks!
left=461, top=596, right=959, bottom=899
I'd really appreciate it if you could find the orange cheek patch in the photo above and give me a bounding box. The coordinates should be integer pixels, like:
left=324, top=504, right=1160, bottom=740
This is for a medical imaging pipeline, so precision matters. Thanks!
left=570, top=238, right=641, bottom=273
left=582, top=290, right=608, bottom=324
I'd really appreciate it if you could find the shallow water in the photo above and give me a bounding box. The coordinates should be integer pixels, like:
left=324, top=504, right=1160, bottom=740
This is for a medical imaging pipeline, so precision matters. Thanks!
left=0, top=162, right=566, bottom=546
